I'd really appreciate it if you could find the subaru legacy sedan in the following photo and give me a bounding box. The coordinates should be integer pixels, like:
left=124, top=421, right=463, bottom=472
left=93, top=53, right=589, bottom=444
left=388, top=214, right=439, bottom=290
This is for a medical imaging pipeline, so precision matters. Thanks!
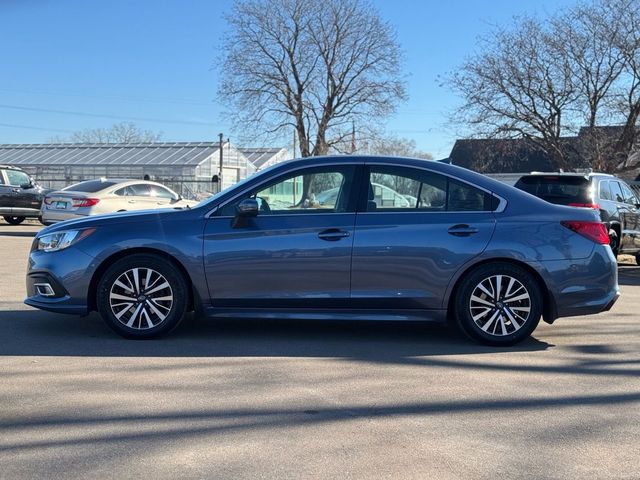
left=25, top=156, right=619, bottom=345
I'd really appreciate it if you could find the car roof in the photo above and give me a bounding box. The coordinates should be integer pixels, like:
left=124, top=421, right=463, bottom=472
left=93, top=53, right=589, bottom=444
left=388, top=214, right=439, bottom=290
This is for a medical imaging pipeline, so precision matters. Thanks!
left=521, top=171, right=615, bottom=179
left=0, top=164, right=27, bottom=171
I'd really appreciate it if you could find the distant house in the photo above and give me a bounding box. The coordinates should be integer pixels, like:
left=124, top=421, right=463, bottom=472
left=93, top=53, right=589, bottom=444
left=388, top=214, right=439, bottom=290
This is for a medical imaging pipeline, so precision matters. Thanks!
left=449, top=126, right=637, bottom=177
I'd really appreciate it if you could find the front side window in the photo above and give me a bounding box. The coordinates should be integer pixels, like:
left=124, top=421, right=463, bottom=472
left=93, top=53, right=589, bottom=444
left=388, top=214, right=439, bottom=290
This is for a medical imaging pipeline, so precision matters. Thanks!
left=5, top=169, right=30, bottom=186
left=610, top=182, right=625, bottom=203
left=149, top=185, right=177, bottom=200
left=620, top=182, right=638, bottom=206
left=220, top=166, right=356, bottom=216
left=366, top=165, right=493, bottom=212
left=129, top=184, right=151, bottom=197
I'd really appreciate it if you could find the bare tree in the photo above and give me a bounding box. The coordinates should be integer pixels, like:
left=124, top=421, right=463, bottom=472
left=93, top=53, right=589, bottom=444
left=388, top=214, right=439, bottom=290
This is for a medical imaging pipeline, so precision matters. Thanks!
left=52, top=122, right=163, bottom=143
left=357, top=132, right=433, bottom=160
left=219, top=0, right=406, bottom=157
left=449, top=17, right=578, bottom=170
left=448, top=0, right=640, bottom=173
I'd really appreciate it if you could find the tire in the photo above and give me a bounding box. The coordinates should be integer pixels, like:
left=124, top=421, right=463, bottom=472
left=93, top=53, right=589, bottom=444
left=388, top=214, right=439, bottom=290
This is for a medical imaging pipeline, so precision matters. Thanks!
left=453, top=262, right=543, bottom=346
left=609, top=229, right=619, bottom=257
left=3, top=215, right=25, bottom=225
left=96, top=254, right=188, bottom=339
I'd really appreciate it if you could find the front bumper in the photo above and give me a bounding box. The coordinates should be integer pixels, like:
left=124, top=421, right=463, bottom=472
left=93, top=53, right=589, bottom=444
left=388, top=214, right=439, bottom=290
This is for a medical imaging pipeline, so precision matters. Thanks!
left=24, top=244, right=97, bottom=315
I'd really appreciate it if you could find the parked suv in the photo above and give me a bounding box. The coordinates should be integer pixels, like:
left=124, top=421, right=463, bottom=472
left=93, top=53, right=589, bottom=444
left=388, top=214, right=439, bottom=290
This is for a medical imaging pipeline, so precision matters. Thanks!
left=514, top=172, right=640, bottom=261
left=0, top=165, right=49, bottom=225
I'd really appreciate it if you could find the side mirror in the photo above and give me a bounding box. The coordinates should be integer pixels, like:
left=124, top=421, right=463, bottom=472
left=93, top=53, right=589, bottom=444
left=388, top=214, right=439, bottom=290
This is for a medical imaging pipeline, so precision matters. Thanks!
left=20, top=182, right=33, bottom=189
left=236, top=198, right=259, bottom=217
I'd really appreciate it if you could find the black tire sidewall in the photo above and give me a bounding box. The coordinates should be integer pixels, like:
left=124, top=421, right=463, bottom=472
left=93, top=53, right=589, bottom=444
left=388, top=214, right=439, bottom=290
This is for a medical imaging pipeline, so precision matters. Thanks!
left=609, top=230, right=619, bottom=257
left=96, top=254, right=188, bottom=339
left=455, top=263, right=542, bottom=346
left=4, top=216, right=25, bottom=225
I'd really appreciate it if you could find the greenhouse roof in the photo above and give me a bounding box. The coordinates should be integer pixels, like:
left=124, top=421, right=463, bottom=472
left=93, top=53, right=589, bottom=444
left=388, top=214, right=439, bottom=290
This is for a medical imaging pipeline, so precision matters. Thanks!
left=241, top=147, right=289, bottom=169
left=0, top=142, right=223, bottom=167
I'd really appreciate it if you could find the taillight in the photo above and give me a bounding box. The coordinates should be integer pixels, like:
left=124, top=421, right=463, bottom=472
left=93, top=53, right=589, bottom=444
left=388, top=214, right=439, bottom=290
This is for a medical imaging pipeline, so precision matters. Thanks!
left=43, top=197, right=53, bottom=205
left=561, top=221, right=609, bottom=245
left=72, top=198, right=100, bottom=207
left=568, top=202, right=600, bottom=210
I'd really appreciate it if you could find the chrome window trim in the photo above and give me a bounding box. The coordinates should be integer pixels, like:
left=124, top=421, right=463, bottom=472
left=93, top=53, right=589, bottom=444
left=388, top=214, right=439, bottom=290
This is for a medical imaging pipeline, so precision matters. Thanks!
left=205, top=160, right=508, bottom=217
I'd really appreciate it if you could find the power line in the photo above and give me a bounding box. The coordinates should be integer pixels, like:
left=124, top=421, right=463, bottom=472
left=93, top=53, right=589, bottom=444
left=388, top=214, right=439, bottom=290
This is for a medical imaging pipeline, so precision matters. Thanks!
left=0, top=104, right=214, bottom=126
left=0, top=88, right=216, bottom=107
left=0, top=122, right=74, bottom=133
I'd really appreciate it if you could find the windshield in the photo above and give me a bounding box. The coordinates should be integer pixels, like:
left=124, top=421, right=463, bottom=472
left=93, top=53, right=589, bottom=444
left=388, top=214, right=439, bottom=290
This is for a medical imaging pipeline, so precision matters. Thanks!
left=514, top=175, right=591, bottom=205
left=196, top=162, right=287, bottom=208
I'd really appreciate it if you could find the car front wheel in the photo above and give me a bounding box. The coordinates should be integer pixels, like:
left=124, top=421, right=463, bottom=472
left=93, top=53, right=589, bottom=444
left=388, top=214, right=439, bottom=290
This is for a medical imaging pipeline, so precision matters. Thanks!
left=454, top=263, right=542, bottom=346
left=3, top=215, right=25, bottom=225
left=96, top=254, right=188, bottom=339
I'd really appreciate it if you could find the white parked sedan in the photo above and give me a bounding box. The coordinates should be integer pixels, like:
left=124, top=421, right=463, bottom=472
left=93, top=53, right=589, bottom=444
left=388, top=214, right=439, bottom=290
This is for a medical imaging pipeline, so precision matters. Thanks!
left=41, top=179, right=197, bottom=225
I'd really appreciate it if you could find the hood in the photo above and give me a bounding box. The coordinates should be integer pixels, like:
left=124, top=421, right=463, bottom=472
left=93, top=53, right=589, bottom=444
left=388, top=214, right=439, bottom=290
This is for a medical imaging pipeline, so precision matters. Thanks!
left=38, top=207, right=194, bottom=235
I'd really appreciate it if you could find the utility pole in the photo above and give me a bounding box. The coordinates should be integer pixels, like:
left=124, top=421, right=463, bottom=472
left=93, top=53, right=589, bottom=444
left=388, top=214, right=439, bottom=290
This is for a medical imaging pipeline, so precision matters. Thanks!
left=218, top=132, right=224, bottom=192
left=293, top=128, right=297, bottom=158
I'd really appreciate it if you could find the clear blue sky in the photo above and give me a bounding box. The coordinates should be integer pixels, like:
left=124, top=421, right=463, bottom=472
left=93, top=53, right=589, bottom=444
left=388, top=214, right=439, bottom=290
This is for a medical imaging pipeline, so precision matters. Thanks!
left=0, top=0, right=574, bottom=158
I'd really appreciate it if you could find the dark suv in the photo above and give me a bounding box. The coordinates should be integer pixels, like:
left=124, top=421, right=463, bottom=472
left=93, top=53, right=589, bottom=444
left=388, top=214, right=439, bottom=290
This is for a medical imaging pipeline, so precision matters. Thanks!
left=514, top=172, right=640, bottom=261
left=0, top=165, right=49, bottom=225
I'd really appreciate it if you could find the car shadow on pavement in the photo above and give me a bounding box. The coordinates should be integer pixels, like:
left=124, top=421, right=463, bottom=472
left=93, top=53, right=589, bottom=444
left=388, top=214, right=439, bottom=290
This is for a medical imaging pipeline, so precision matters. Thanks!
left=618, top=264, right=640, bottom=286
left=0, top=308, right=552, bottom=358
left=0, top=230, right=37, bottom=238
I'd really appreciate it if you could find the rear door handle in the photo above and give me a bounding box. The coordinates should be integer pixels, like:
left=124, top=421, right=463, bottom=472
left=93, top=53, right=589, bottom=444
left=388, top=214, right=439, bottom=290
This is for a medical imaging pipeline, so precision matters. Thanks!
left=12, top=188, right=20, bottom=193
left=318, top=228, right=350, bottom=241
left=448, top=224, right=479, bottom=237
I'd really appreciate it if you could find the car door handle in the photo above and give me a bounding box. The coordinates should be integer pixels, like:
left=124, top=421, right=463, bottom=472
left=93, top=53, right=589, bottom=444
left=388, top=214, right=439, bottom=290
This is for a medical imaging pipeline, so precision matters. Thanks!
left=127, top=200, right=136, bottom=204
left=12, top=188, right=20, bottom=193
left=448, top=224, right=479, bottom=236
left=318, top=229, right=350, bottom=241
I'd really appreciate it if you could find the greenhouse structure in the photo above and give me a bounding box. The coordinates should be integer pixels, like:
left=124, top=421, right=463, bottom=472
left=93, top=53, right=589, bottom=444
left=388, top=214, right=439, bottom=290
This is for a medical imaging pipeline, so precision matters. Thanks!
left=0, top=142, right=289, bottom=199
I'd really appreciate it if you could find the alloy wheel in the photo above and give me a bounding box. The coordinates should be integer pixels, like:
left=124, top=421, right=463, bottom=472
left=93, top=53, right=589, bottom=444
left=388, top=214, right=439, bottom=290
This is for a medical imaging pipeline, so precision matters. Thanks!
left=109, top=267, right=174, bottom=330
left=469, top=274, right=531, bottom=336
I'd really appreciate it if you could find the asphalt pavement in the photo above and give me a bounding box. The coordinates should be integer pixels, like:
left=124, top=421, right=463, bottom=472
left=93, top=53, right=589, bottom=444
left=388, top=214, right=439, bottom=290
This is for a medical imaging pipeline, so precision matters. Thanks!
left=1, top=223, right=639, bottom=479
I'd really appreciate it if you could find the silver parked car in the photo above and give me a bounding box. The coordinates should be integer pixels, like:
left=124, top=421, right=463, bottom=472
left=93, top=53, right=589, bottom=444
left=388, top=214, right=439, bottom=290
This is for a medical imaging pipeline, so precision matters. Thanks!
left=41, top=179, right=197, bottom=225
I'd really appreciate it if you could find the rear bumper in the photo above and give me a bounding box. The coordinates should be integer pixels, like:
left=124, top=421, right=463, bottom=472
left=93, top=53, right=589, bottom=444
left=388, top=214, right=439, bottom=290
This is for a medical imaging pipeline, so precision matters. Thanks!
left=536, top=245, right=619, bottom=319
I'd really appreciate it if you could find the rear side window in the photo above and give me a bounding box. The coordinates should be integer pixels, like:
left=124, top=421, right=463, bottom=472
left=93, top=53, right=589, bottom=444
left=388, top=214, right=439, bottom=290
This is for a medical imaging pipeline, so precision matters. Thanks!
left=514, top=176, right=591, bottom=205
left=0, top=170, right=5, bottom=185
left=63, top=180, right=116, bottom=193
left=598, top=181, right=611, bottom=200
left=366, top=165, right=496, bottom=212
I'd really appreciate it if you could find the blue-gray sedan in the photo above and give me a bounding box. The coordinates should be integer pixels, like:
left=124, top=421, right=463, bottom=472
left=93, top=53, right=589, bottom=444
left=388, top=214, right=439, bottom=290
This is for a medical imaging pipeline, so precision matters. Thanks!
left=25, top=156, right=619, bottom=345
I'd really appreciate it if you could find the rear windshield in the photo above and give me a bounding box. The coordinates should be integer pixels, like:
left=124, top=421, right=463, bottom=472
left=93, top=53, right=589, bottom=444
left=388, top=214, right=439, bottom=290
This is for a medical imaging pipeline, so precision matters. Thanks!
left=514, top=176, right=591, bottom=204
left=62, top=180, right=117, bottom=193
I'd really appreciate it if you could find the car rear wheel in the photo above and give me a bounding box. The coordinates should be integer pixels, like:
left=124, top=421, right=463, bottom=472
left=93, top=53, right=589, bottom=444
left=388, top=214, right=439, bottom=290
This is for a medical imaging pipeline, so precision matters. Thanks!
left=96, top=254, right=188, bottom=339
left=3, top=215, right=25, bottom=225
left=454, top=263, right=542, bottom=346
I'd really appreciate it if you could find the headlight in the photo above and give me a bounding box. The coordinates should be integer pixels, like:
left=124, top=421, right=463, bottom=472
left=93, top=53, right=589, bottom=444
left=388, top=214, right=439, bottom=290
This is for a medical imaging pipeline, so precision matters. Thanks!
left=36, top=228, right=96, bottom=252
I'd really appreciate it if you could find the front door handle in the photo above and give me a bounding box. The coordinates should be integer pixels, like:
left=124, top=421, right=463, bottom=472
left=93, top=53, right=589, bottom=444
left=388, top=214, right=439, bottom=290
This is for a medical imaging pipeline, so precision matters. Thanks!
left=12, top=188, right=20, bottom=193
left=448, top=224, right=479, bottom=237
left=318, top=228, right=350, bottom=241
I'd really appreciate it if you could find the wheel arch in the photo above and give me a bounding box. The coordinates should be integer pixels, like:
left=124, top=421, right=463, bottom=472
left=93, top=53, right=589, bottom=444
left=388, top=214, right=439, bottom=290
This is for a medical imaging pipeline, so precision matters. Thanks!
left=446, top=257, right=557, bottom=325
left=87, top=247, right=198, bottom=313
